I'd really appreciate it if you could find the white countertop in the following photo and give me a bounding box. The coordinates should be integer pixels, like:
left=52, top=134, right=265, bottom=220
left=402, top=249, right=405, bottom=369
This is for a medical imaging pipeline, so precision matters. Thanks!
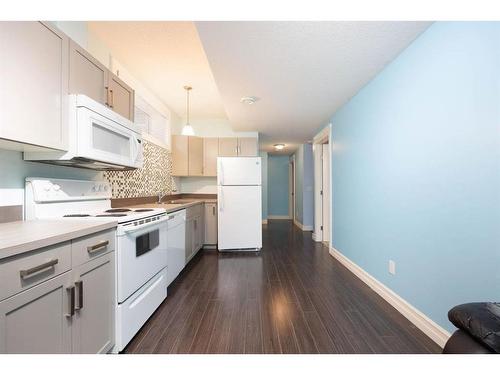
left=0, top=219, right=118, bottom=260
left=127, top=198, right=217, bottom=213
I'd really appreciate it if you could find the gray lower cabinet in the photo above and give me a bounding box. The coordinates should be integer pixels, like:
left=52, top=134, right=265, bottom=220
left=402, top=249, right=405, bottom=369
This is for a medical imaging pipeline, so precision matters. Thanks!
left=185, top=204, right=204, bottom=263
left=0, top=229, right=116, bottom=354
left=195, top=213, right=204, bottom=251
left=71, top=252, right=115, bottom=354
left=0, top=271, right=73, bottom=353
left=204, top=203, right=218, bottom=246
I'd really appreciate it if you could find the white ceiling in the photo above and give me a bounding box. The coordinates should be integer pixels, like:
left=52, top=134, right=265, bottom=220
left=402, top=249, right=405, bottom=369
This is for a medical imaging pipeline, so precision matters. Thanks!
left=87, top=21, right=431, bottom=154
left=88, top=21, right=226, bottom=119
left=195, top=21, right=432, bottom=153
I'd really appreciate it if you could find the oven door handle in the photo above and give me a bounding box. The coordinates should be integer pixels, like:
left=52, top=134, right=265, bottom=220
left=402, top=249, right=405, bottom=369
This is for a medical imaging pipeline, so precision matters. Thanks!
left=121, top=215, right=168, bottom=234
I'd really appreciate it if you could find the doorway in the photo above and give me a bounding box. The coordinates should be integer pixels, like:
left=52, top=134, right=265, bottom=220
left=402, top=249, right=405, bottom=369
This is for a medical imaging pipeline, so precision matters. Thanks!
left=313, top=124, right=332, bottom=244
left=289, top=156, right=295, bottom=220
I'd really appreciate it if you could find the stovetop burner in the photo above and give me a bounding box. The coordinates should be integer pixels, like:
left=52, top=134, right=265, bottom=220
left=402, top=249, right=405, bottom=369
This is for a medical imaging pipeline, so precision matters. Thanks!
left=106, top=208, right=132, bottom=213
left=64, top=214, right=91, bottom=217
left=95, top=214, right=128, bottom=217
left=134, top=209, right=154, bottom=212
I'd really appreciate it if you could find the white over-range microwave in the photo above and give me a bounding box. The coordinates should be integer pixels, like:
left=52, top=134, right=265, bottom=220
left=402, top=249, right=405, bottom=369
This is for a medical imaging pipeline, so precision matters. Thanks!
left=24, top=94, right=143, bottom=170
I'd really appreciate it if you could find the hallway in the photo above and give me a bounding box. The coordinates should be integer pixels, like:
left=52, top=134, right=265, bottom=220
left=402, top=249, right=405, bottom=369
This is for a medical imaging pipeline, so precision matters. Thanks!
left=125, top=220, right=441, bottom=354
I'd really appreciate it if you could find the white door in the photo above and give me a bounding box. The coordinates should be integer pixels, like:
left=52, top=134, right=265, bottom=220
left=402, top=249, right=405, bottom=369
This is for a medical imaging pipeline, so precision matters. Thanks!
left=313, top=145, right=323, bottom=241
left=322, top=144, right=330, bottom=243
left=289, top=159, right=295, bottom=220
left=217, top=157, right=262, bottom=186
left=218, top=185, right=262, bottom=250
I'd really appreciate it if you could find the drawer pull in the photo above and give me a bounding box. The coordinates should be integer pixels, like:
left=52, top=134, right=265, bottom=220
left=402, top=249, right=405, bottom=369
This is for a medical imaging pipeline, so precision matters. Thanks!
left=75, top=280, right=84, bottom=311
left=19, top=259, right=58, bottom=279
left=66, top=285, right=75, bottom=317
left=87, top=240, right=109, bottom=254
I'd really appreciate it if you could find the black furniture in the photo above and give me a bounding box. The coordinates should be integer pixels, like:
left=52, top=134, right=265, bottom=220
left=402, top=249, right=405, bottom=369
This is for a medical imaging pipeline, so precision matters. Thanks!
left=443, top=302, right=500, bottom=354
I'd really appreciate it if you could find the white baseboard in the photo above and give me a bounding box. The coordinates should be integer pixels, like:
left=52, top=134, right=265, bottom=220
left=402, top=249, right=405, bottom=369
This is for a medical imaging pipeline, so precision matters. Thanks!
left=262, top=219, right=268, bottom=225
left=267, top=215, right=291, bottom=220
left=329, top=246, right=450, bottom=348
left=293, top=218, right=313, bottom=231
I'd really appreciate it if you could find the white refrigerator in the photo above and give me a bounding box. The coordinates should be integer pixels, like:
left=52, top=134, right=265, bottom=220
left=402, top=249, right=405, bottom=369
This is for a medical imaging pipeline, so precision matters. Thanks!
left=217, top=157, right=262, bottom=251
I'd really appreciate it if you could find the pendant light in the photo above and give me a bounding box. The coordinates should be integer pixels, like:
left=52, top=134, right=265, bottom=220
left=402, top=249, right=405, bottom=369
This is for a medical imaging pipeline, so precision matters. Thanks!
left=181, top=85, right=194, bottom=136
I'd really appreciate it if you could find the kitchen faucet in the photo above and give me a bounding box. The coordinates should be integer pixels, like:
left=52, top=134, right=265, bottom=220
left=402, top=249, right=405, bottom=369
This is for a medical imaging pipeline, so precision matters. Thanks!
left=158, top=192, right=168, bottom=203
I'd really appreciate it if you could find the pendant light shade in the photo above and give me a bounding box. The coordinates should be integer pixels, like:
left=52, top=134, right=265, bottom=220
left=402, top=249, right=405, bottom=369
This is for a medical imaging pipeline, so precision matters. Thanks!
left=181, top=86, right=194, bottom=136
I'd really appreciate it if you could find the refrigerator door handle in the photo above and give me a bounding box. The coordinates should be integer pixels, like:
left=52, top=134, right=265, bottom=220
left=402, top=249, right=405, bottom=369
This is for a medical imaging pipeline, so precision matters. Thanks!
left=219, top=160, right=225, bottom=185
left=219, top=188, right=224, bottom=212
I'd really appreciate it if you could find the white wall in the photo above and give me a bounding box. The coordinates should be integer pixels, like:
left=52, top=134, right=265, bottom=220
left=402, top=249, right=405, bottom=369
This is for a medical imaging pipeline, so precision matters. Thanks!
left=180, top=177, right=217, bottom=194
left=52, top=21, right=88, bottom=48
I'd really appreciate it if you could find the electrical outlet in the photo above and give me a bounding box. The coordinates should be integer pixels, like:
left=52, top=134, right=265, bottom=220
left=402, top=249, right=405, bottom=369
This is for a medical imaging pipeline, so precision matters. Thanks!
left=389, top=260, right=396, bottom=275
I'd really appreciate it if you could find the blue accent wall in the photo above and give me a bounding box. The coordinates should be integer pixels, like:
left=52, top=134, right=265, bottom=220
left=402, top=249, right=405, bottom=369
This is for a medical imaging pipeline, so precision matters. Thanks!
left=328, top=22, right=500, bottom=331
left=268, top=155, right=289, bottom=216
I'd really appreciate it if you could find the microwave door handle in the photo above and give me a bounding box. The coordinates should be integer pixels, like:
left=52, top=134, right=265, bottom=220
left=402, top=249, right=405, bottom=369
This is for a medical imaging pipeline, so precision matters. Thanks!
left=132, top=136, right=141, bottom=163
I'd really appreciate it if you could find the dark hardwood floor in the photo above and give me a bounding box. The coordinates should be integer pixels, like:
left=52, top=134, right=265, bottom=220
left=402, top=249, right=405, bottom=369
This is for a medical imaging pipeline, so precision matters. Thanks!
left=125, top=220, right=441, bottom=354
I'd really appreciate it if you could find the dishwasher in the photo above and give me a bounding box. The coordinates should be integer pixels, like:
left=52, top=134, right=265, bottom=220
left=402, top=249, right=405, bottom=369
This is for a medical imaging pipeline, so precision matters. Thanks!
left=166, top=209, right=186, bottom=287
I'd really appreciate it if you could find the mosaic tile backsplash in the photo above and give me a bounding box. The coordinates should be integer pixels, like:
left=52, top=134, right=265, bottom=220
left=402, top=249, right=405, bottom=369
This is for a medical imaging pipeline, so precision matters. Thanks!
left=103, top=140, right=177, bottom=199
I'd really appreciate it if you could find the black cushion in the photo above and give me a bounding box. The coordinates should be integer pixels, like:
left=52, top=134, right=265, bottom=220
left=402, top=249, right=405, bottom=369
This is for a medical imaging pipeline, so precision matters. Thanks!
left=443, top=330, right=493, bottom=354
left=448, top=302, right=500, bottom=353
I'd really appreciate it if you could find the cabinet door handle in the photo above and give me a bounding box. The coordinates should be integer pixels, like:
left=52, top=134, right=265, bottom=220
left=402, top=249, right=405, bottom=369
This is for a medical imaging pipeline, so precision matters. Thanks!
left=109, top=89, right=114, bottom=108
left=20, top=259, right=58, bottom=279
left=212, top=206, right=215, bottom=215
left=87, top=240, right=109, bottom=254
left=105, top=86, right=110, bottom=107
left=75, top=280, right=83, bottom=311
left=66, top=285, right=75, bottom=317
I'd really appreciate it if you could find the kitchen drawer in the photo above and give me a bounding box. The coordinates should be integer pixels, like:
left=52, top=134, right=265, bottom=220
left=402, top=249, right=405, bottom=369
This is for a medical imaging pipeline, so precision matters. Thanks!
left=186, top=203, right=203, bottom=219
left=71, top=229, right=115, bottom=267
left=0, top=241, right=72, bottom=301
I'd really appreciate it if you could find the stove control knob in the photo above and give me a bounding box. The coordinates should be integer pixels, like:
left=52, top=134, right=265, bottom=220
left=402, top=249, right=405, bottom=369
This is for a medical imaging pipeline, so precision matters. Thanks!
left=103, top=185, right=109, bottom=192
left=53, top=184, right=60, bottom=191
left=92, top=185, right=98, bottom=192
left=44, top=185, right=51, bottom=192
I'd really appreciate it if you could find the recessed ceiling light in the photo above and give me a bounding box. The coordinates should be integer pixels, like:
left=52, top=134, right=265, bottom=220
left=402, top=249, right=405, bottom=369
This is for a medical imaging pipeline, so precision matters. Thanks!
left=240, top=96, right=259, bottom=105
left=274, top=144, right=285, bottom=150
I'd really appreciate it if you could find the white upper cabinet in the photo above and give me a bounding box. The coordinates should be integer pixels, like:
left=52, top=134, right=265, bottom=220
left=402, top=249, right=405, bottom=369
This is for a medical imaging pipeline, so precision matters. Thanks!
left=237, top=137, right=258, bottom=156
left=0, top=22, right=69, bottom=151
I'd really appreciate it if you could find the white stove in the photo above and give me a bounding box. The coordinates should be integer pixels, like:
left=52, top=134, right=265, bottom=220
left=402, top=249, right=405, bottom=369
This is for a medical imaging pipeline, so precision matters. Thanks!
left=25, top=178, right=165, bottom=222
left=25, top=178, right=169, bottom=353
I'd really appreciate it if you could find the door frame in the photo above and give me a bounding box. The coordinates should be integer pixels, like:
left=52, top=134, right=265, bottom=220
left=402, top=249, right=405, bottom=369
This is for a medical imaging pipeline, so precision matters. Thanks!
left=288, top=155, right=295, bottom=220
left=312, top=123, right=332, bottom=243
